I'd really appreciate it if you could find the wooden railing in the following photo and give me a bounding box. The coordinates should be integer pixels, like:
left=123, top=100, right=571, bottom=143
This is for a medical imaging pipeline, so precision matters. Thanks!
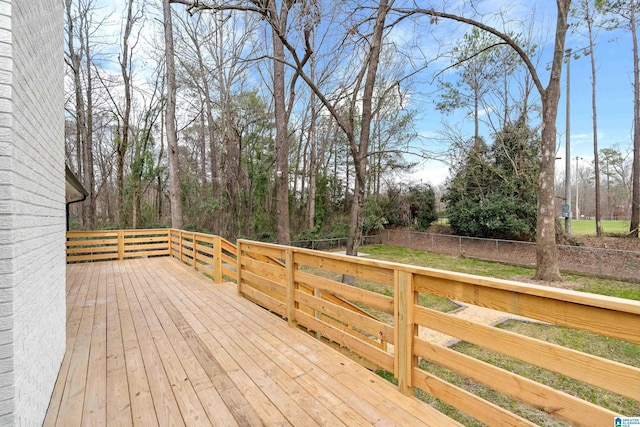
left=236, top=239, right=640, bottom=427
left=167, top=229, right=238, bottom=283
left=66, top=229, right=171, bottom=263
left=66, top=230, right=640, bottom=425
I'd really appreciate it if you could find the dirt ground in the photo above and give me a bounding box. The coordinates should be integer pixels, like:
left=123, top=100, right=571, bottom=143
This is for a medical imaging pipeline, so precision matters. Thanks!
left=574, top=235, right=640, bottom=251
left=382, top=227, right=640, bottom=281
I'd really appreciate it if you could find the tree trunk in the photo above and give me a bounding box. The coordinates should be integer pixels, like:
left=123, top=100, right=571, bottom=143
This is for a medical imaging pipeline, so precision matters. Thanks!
left=271, top=4, right=291, bottom=245
left=345, top=0, right=389, bottom=258
left=307, top=92, right=318, bottom=230
left=83, top=27, right=95, bottom=230
left=199, top=109, right=207, bottom=189
left=533, top=0, right=571, bottom=281
left=631, top=3, right=640, bottom=237
left=188, top=23, right=220, bottom=232
left=585, top=2, right=602, bottom=237
left=163, top=0, right=183, bottom=229
left=66, top=0, right=88, bottom=229
left=117, top=0, right=135, bottom=228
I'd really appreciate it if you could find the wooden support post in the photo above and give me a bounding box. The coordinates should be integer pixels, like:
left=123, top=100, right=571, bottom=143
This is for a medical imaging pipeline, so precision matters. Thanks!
left=179, top=230, right=183, bottom=263
left=285, top=248, right=297, bottom=327
left=314, top=288, right=322, bottom=340
left=236, top=240, right=243, bottom=295
left=167, top=229, right=172, bottom=257
left=213, top=236, right=223, bottom=283
left=395, top=269, right=416, bottom=396
left=193, top=234, right=198, bottom=271
left=117, top=230, right=124, bottom=260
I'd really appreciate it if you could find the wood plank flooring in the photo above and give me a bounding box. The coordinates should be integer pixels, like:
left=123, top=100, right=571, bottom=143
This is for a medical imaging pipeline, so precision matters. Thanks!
left=43, top=257, right=457, bottom=426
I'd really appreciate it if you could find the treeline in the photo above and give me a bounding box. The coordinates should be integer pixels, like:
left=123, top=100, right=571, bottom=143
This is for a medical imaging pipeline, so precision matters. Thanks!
left=65, top=0, right=425, bottom=242
left=64, top=0, right=640, bottom=282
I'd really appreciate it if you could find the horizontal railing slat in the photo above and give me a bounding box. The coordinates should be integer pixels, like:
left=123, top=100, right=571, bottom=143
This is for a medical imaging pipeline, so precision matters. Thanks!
left=414, top=304, right=640, bottom=401
left=295, top=290, right=394, bottom=342
left=241, top=257, right=285, bottom=284
left=295, top=311, right=394, bottom=372
left=240, top=283, right=286, bottom=316
left=413, top=336, right=617, bottom=426
left=412, top=367, right=537, bottom=427
left=294, top=252, right=394, bottom=286
left=296, top=270, right=394, bottom=315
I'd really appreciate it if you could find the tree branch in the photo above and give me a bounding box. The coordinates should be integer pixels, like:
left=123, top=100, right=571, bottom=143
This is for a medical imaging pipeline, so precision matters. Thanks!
left=391, top=6, right=545, bottom=95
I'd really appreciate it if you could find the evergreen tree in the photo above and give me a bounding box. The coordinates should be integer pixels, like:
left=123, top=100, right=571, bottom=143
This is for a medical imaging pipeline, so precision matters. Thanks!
left=444, top=116, right=540, bottom=240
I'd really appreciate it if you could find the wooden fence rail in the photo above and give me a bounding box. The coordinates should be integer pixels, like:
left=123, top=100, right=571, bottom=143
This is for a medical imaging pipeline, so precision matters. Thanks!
left=236, top=239, right=640, bottom=427
left=66, top=229, right=171, bottom=263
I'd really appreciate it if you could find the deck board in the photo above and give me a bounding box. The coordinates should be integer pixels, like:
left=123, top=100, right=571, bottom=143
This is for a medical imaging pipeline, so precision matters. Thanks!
left=45, top=257, right=457, bottom=426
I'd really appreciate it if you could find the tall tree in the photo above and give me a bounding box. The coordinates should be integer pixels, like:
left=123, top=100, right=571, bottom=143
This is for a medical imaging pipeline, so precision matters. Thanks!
left=268, top=0, right=293, bottom=245
left=114, top=0, right=140, bottom=227
left=176, top=13, right=222, bottom=232
left=394, top=1, right=572, bottom=281
left=163, top=0, right=184, bottom=228
left=572, top=0, right=603, bottom=236
left=65, top=0, right=103, bottom=230
left=596, top=0, right=640, bottom=236
left=269, top=0, right=393, bottom=259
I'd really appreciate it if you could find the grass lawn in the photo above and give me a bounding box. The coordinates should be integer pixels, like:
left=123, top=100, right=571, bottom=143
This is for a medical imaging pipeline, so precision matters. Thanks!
left=570, top=219, right=631, bottom=236
left=365, top=244, right=640, bottom=425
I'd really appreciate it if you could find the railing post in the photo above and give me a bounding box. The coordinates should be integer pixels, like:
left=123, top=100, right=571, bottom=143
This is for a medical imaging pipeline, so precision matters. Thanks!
left=236, top=240, right=243, bottom=295
left=191, top=233, right=198, bottom=271
left=117, top=230, right=124, bottom=260
left=214, top=236, right=223, bottom=283
left=179, top=230, right=183, bottom=263
left=394, top=269, right=416, bottom=396
left=314, top=288, right=322, bottom=340
left=285, top=248, right=297, bottom=327
left=167, top=229, right=172, bottom=257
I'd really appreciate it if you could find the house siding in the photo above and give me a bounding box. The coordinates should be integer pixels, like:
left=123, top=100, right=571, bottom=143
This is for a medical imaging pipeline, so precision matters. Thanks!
left=0, top=0, right=66, bottom=425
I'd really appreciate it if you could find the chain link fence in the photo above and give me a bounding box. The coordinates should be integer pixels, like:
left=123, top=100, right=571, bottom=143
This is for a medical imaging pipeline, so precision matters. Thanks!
left=291, top=235, right=383, bottom=251
left=381, top=230, right=640, bottom=281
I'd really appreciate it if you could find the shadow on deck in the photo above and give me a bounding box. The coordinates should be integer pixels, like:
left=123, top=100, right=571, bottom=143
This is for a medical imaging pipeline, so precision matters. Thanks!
left=43, top=257, right=454, bottom=426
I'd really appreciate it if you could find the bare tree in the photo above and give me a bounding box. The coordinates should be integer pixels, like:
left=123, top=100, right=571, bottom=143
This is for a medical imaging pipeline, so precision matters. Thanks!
left=65, top=0, right=97, bottom=229
left=175, top=13, right=222, bottom=232
left=596, top=0, right=640, bottom=237
left=572, top=0, right=603, bottom=236
left=173, top=0, right=309, bottom=243
left=164, top=0, right=184, bottom=228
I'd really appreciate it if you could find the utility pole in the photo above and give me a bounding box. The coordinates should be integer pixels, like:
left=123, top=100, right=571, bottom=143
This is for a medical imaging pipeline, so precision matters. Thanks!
left=565, top=48, right=572, bottom=234
left=575, top=156, right=583, bottom=220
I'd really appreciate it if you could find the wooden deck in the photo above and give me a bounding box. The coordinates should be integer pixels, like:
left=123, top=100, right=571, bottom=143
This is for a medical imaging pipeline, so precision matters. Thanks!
left=43, top=257, right=455, bottom=426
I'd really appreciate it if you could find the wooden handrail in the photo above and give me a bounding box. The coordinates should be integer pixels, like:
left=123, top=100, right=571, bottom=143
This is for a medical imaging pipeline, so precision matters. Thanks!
left=66, top=229, right=171, bottom=263
left=235, top=238, right=640, bottom=427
